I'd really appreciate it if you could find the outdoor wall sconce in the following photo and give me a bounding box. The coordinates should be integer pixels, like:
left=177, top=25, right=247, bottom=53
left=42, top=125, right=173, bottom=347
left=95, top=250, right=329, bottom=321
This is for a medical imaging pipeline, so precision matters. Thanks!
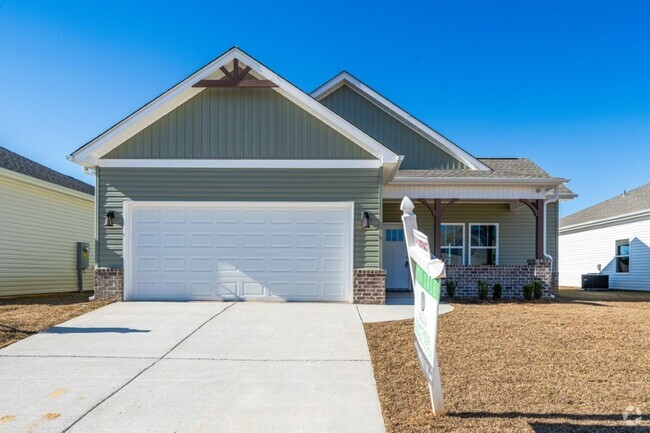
left=104, top=211, right=115, bottom=227
left=361, top=211, right=370, bottom=229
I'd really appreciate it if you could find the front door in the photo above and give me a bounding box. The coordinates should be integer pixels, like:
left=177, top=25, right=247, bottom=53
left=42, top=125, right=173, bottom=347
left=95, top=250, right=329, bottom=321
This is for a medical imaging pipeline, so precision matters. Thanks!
left=383, top=225, right=410, bottom=291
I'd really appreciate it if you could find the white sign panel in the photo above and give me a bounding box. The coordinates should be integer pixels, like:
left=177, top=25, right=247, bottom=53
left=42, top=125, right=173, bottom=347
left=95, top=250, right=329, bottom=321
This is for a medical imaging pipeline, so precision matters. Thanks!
left=401, top=197, right=447, bottom=416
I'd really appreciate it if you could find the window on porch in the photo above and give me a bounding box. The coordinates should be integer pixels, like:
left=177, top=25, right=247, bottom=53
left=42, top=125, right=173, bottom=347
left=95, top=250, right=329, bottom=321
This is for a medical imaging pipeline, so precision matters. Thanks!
left=470, top=224, right=498, bottom=265
left=441, top=224, right=464, bottom=265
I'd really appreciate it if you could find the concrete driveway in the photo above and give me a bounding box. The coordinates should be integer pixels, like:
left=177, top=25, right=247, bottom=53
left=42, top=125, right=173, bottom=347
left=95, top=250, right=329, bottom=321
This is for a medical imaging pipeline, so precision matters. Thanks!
left=0, top=302, right=385, bottom=433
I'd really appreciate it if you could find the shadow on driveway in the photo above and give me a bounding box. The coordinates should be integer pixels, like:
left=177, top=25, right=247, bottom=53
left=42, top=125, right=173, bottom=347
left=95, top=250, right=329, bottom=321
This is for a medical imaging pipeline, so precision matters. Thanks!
left=44, top=327, right=150, bottom=334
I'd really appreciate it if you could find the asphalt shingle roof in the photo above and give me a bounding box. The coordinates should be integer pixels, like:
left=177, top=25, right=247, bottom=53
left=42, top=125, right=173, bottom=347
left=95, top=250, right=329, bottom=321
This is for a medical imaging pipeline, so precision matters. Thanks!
left=395, top=158, right=557, bottom=179
left=560, top=183, right=650, bottom=227
left=0, top=147, right=94, bottom=195
left=394, top=158, right=575, bottom=197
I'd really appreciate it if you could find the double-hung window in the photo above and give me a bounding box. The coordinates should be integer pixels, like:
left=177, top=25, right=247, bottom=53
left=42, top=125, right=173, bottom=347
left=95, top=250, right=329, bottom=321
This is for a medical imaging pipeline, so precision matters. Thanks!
left=440, top=224, right=464, bottom=265
left=615, top=239, right=630, bottom=273
left=469, top=224, right=498, bottom=265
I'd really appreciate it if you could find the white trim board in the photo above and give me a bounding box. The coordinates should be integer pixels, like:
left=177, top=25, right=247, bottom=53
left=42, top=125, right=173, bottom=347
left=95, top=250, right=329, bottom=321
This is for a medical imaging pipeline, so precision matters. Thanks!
left=311, top=72, right=490, bottom=171
left=69, top=48, right=399, bottom=168
left=96, top=159, right=382, bottom=169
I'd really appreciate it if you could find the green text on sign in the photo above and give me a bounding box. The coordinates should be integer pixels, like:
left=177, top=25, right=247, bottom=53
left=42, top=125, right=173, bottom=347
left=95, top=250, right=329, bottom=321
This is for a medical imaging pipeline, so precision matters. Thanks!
left=415, top=263, right=441, bottom=300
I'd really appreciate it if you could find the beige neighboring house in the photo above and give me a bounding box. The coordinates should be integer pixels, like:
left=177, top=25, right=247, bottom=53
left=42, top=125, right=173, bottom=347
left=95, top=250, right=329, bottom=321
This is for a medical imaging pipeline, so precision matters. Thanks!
left=0, top=146, right=95, bottom=296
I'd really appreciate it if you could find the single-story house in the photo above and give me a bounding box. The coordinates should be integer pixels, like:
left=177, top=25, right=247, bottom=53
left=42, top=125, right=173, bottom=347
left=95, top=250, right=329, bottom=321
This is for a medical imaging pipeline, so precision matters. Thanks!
left=0, top=146, right=95, bottom=296
left=559, top=183, right=650, bottom=291
left=68, top=47, right=574, bottom=303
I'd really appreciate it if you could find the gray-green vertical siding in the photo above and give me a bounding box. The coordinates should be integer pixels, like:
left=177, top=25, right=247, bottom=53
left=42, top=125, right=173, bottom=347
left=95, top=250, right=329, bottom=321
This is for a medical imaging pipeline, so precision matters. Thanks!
left=97, top=168, right=382, bottom=269
left=319, top=85, right=467, bottom=170
left=384, top=201, right=559, bottom=269
left=103, top=88, right=375, bottom=160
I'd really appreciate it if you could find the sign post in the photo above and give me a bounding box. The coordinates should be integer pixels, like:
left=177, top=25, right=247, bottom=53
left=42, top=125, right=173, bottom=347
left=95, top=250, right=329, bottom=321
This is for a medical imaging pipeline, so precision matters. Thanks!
left=401, top=196, right=447, bottom=416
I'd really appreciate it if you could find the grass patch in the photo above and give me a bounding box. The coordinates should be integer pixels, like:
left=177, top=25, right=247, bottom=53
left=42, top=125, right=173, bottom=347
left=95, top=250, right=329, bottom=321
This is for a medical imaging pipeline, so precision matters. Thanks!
left=0, top=292, right=111, bottom=349
left=365, top=293, right=650, bottom=432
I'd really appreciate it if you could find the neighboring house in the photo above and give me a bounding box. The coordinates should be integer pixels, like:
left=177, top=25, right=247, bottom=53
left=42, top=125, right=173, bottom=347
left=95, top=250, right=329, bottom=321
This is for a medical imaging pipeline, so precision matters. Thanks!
left=559, top=183, right=650, bottom=291
left=68, top=47, right=574, bottom=303
left=0, top=147, right=95, bottom=296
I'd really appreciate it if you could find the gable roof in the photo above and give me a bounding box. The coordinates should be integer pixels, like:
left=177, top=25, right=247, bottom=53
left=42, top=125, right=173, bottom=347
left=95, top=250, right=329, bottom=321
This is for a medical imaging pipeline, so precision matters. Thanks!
left=311, top=72, right=490, bottom=171
left=0, top=146, right=94, bottom=195
left=560, top=182, right=650, bottom=228
left=69, top=47, right=400, bottom=168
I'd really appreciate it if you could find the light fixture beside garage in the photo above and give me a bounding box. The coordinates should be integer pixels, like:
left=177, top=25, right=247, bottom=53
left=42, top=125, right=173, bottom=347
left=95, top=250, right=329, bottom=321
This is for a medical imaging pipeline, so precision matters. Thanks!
left=361, top=211, right=370, bottom=229
left=104, top=211, right=115, bottom=227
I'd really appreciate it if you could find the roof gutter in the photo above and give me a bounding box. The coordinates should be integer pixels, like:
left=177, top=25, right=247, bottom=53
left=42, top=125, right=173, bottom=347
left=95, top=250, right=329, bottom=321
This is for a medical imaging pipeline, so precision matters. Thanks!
left=391, top=177, right=570, bottom=186
left=382, top=155, right=405, bottom=184
left=543, top=187, right=560, bottom=262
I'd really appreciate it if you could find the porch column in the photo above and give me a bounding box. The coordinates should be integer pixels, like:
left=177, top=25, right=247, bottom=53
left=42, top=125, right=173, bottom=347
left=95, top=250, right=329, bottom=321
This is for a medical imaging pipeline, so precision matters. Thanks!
left=519, top=199, right=545, bottom=259
left=417, top=199, right=458, bottom=258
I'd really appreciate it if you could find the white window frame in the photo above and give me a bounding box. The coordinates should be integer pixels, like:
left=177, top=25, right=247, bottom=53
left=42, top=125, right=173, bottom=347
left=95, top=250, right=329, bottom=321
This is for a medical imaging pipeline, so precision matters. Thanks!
left=469, top=223, right=499, bottom=265
left=440, top=223, right=465, bottom=265
left=615, top=239, right=630, bottom=274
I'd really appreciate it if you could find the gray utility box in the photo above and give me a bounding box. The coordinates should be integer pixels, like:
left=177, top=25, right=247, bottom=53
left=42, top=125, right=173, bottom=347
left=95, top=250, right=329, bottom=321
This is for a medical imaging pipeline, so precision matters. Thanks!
left=581, top=273, right=609, bottom=290
left=77, top=242, right=90, bottom=270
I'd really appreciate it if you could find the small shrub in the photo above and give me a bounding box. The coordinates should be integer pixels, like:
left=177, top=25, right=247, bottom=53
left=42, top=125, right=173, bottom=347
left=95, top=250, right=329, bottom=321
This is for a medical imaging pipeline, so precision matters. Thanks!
left=523, top=283, right=534, bottom=301
left=477, top=279, right=489, bottom=300
left=444, top=280, right=457, bottom=298
left=492, top=283, right=502, bottom=300
left=532, top=280, right=544, bottom=299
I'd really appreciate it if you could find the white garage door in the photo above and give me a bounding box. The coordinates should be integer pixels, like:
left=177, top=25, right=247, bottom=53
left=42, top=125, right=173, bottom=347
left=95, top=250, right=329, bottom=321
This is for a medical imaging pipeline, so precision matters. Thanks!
left=124, top=202, right=353, bottom=302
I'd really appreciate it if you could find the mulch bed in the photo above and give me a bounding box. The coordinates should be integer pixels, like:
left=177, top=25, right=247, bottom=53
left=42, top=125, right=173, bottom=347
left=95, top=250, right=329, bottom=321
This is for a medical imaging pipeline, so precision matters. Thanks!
left=365, top=292, right=650, bottom=432
left=0, top=292, right=111, bottom=349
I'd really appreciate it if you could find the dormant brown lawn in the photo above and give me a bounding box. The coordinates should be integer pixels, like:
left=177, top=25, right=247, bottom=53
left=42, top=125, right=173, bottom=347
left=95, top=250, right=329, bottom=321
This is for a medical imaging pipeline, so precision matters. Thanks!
left=0, top=292, right=110, bottom=349
left=365, top=289, right=650, bottom=432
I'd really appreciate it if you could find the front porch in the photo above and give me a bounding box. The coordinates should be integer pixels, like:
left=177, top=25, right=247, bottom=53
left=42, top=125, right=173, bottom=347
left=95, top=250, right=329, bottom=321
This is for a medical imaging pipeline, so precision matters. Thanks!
left=381, top=197, right=559, bottom=299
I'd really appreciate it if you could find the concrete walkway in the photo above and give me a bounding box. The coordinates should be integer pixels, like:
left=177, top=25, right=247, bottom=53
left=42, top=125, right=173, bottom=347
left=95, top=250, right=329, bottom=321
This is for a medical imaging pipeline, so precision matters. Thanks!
left=0, top=302, right=385, bottom=433
left=357, top=292, right=454, bottom=323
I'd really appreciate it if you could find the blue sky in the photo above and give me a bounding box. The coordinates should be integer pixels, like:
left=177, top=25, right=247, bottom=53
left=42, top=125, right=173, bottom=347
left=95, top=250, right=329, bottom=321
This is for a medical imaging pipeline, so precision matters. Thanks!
left=1, top=1, right=648, bottom=217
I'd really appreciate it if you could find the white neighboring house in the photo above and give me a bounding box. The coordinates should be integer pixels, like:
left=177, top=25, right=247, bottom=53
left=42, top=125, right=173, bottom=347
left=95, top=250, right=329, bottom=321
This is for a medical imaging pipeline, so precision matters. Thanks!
left=559, top=183, right=650, bottom=291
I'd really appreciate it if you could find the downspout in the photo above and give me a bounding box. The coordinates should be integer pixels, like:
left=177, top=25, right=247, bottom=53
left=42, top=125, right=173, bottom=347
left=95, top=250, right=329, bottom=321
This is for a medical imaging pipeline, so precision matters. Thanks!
left=543, top=187, right=560, bottom=261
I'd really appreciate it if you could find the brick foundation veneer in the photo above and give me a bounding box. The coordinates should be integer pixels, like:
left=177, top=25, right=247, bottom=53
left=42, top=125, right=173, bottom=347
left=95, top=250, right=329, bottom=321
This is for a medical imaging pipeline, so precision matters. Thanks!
left=93, top=267, right=386, bottom=304
left=93, top=268, right=124, bottom=301
left=353, top=269, right=386, bottom=304
left=443, top=259, right=554, bottom=299
left=551, top=271, right=559, bottom=295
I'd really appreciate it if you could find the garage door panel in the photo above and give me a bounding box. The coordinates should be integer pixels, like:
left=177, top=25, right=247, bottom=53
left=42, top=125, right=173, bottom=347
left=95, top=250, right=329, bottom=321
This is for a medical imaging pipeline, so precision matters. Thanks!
left=242, top=281, right=265, bottom=296
left=322, top=281, right=346, bottom=297
left=296, top=257, right=318, bottom=273
left=297, top=234, right=319, bottom=248
left=128, top=203, right=352, bottom=302
left=189, top=233, right=212, bottom=248
left=216, top=281, right=239, bottom=298
left=136, top=257, right=159, bottom=272
left=162, top=257, right=185, bottom=272
left=268, top=281, right=293, bottom=297
left=269, top=258, right=291, bottom=272
left=189, top=281, right=211, bottom=296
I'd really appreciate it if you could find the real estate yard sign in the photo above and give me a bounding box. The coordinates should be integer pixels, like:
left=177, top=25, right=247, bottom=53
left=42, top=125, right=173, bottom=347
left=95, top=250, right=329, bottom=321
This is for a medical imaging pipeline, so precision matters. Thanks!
left=401, top=196, right=447, bottom=416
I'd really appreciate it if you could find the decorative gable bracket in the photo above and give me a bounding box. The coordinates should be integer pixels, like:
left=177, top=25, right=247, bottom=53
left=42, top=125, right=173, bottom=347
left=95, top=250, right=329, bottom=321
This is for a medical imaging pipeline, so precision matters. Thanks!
left=192, top=58, right=278, bottom=88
